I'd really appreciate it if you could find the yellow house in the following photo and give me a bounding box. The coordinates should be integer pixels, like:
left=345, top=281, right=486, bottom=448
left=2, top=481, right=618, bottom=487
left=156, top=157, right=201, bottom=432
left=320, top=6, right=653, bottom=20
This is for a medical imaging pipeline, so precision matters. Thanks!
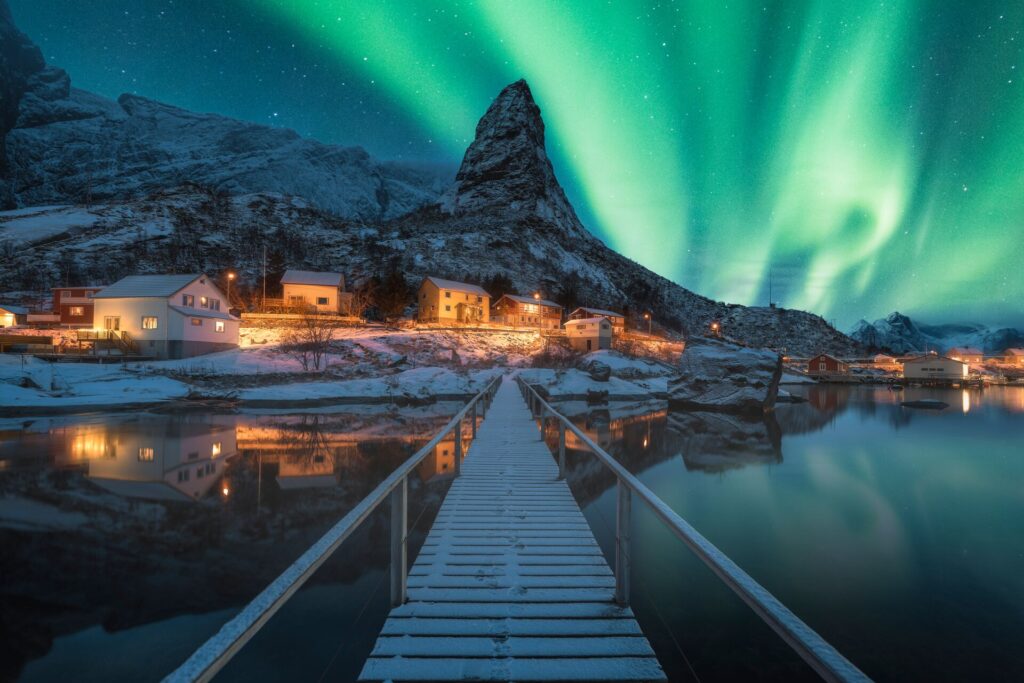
left=280, top=270, right=350, bottom=314
left=1003, top=348, right=1024, bottom=366
left=417, top=277, right=490, bottom=324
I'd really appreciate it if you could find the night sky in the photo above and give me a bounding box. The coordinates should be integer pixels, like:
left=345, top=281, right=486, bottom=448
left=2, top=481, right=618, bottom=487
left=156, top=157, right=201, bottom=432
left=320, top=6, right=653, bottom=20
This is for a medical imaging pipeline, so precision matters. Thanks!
left=9, top=1, right=1024, bottom=327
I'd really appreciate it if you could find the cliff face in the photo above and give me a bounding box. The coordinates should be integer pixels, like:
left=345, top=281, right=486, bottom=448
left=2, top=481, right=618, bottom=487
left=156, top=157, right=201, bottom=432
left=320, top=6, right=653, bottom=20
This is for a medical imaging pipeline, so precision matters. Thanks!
left=0, top=0, right=45, bottom=196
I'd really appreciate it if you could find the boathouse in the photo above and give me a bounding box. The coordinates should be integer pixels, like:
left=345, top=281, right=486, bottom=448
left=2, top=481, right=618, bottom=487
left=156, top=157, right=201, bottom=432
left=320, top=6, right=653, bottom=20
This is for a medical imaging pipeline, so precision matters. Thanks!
left=807, top=353, right=849, bottom=378
left=902, top=355, right=968, bottom=381
left=491, top=294, right=562, bottom=329
left=416, top=277, right=490, bottom=324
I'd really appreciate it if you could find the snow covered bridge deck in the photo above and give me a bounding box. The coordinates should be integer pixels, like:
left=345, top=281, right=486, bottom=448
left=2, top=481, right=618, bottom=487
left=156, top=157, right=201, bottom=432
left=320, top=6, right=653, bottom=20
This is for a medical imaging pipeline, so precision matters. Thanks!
left=359, top=380, right=665, bottom=682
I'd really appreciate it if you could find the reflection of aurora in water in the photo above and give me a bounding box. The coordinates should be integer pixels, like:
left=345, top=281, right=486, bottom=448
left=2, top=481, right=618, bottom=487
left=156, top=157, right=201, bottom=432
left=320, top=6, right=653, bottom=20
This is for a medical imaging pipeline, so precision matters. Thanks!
left=553, top=386, right=1024, bottom=681
left=15, top=1, right=1023, bottom=324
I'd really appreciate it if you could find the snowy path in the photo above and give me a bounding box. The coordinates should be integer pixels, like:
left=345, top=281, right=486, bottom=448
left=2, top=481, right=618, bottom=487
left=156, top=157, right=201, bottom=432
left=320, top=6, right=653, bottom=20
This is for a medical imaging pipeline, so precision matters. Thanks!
left=359, top=380, right=665, bottom=681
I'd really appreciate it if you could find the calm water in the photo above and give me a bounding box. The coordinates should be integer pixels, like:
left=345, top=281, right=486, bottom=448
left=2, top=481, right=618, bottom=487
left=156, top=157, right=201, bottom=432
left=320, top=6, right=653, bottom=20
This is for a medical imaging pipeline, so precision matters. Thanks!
left=2, top=386, right=1023, bottom=681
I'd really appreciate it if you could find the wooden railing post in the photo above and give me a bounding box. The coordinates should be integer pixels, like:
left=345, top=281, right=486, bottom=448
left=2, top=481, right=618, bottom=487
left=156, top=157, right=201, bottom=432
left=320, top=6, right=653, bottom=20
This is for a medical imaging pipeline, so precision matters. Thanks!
left=615, top=478, right=631, bottom=606
left=454, top=417, right=463, bottom=476
left=471, top=402, right=477, bottom=438
left=538, top=405, right=545, bottom=438
left=390, top=476, right=407, bottom=607
left=558, top=421, right=566, bottom=480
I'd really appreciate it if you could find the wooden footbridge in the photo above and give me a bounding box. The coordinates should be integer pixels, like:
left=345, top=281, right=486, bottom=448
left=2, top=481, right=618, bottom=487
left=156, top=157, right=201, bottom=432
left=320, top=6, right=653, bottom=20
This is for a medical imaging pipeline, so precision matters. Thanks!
left=166, top=374, right=870, bottom=683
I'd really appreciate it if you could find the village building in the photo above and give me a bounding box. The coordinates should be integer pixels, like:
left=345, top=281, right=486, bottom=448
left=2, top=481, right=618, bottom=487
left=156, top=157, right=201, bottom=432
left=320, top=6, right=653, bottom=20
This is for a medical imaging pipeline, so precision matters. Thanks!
left=50, top=286, right=104, bottom=327
left=280, top=270, right=352, bottom=315
left=807, top=353, right=850, bottom=377
left=564, top=317, right=613, bottom=352
left=0, top=304, right=27, bottom=328
left=92, top=274, right=239, bottom=359
left=491, top=294, right=562, bottom=330
left=417, top=277, right=490, bottom=324
left=873, top=353, right=901, bottom=371
left=1004, top=348, right=1024, bottom=366
left=568, top=307, right=626, bottom=334
left=947, top=346, right=984, bottom=365
left=902, top=355, right=969, bottom=381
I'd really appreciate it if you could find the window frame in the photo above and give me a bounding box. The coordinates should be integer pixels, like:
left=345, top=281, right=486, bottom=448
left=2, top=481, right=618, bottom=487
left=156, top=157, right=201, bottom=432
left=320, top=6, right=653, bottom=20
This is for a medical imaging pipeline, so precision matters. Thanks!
left=141, top=316, right=159, bottom=330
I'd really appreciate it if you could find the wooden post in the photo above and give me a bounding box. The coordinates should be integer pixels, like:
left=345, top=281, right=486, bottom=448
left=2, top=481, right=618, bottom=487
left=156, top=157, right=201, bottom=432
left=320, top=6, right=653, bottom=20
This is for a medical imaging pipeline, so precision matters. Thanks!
left=539, top=405, right=545, bottom=438
left=390, top=477, right=407, bottom=607
left=558, top=421, right=566, bottom=480
left=471, top=402, right=477, bottom=438
left=615, top=479, right=631, bottom=606
left=454, top=418, right=462, bottom=476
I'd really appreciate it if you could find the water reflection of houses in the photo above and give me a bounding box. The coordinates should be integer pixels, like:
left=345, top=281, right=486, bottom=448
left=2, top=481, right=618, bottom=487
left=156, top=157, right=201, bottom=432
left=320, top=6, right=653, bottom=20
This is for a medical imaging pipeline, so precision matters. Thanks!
left=65, top=419, right=239, bottom=502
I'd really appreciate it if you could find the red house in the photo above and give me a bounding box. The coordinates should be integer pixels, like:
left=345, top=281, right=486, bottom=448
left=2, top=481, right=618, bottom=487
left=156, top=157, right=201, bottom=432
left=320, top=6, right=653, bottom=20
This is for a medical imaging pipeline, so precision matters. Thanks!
left=51, top=286, right=104, bottom=327
left=807, top=353, right=849, bottom=377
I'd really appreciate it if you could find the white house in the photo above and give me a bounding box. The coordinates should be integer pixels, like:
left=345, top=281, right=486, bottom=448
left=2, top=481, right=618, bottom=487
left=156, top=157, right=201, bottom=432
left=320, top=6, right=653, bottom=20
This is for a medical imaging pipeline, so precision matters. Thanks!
left=946, top=346, right=984, bottom=365
left=564, top=317, right=613, bottom=352
left=280, top=270, right=351, bottom=314
left=902, top=355, right=968, bottom=381
left=92, top=274, right=239, bottom=359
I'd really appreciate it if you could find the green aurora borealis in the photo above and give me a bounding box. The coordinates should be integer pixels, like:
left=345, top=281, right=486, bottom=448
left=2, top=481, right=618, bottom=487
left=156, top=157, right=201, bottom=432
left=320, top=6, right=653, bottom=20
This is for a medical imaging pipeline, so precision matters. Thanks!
left=11, top=1, right=1024, bottom=326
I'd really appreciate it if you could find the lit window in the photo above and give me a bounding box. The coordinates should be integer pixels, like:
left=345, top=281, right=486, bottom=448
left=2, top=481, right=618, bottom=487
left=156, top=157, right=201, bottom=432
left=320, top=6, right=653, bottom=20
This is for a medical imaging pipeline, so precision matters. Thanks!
left=69, top=306, right=84, bottom=316
left=200, top=296, right=209, bottom=308
left=138, top=447, right=154, bottom=461
left=191, top=318, right=202, bottom=326
left=316, top=297, right=329, bottom=305
left=182, top=294, right=194, bottom=306
left=211, top=442, right=222, bottom=457
left=215, top=321, right=225, bottom=333
left=142, top=316, right=158, bottom=329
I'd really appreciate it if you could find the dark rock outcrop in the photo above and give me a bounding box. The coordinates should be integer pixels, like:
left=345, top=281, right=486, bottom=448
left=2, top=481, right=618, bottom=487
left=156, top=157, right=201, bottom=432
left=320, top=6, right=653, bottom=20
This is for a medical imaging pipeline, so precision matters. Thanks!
left=668, top=337, right=782, bottom=414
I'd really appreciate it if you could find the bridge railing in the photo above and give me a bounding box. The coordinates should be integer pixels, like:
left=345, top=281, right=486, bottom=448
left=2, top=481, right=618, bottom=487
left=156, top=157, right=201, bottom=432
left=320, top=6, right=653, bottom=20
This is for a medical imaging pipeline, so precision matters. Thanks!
left=516, top=377, right=870, bottom=683
left=164, top=374, right=503, bottom=683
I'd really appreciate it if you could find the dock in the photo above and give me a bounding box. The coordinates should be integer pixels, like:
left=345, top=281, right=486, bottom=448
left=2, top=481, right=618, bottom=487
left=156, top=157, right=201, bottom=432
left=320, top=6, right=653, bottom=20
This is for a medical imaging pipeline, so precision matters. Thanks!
left=359, top=380, right=665, bottom=681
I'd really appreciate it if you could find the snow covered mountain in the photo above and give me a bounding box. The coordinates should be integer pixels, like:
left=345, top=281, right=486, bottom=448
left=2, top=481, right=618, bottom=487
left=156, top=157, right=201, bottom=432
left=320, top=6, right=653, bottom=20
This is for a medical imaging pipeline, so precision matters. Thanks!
left=849, top=312, right=1024, bottom=354
left=0, top=6, right=861, bottom=356
left=0, top=4, right=445, bottom=220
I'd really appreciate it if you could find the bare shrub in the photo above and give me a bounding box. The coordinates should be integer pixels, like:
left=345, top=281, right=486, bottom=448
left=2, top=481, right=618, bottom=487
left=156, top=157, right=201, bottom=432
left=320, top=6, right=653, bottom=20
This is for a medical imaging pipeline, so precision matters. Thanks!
left=282, top=314, right=336, bottom=371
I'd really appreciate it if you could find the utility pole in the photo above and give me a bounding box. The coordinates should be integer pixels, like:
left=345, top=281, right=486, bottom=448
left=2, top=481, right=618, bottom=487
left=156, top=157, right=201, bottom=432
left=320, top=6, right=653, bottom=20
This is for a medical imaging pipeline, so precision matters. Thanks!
left=262, top=245, right=267, bottom=312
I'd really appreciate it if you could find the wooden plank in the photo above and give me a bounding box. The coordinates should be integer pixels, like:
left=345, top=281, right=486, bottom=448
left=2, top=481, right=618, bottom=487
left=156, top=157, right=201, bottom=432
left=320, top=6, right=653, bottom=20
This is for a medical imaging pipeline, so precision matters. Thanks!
left=380, top=617, right=643, bottom=637
left=370, top=635, right=656, bottom=657
left=360, top=656, right=665, bottom=681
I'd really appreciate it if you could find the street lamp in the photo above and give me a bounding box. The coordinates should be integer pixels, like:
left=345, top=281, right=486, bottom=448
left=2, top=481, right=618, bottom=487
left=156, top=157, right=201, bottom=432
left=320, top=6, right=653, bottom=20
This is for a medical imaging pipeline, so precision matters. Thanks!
left=710, top=321, right=720, bottom=337
left=533, top=291, right=542, bottom=334
left=643, top=312, right=651, bottom=335
left=226, top=271, right=236, bottom=307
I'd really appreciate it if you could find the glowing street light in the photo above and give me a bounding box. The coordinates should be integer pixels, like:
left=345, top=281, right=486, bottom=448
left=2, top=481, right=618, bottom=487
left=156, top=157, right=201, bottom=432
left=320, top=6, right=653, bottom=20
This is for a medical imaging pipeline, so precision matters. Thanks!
left=710, top=321, right=721, bottom=337
left=643, top=312, right=652, bottom=335
left=226, top=271, right=236, bottom=307
left=533, top=292, right=543, bottom=334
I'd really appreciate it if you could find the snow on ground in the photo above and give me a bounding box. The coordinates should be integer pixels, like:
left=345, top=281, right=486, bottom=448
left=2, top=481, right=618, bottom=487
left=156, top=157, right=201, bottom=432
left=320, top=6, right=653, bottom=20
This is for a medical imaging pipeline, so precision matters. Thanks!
left=0, top=205, right=100, bottom=244
left=518, top=368, right=669, bottom=399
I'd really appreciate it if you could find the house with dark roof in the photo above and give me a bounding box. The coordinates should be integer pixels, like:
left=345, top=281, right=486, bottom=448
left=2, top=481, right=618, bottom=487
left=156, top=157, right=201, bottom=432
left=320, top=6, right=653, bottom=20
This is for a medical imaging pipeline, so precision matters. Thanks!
left=416, top=277, right=490, bottom=324
left=491, top=293, right=562, bottom=330
left=947, top=346, right=984, bottom=365
left=280, top=270, right=352, bottom=314
left=92, top=274, right=239, bottom=358
left=568, top=307, right=625, bottom=333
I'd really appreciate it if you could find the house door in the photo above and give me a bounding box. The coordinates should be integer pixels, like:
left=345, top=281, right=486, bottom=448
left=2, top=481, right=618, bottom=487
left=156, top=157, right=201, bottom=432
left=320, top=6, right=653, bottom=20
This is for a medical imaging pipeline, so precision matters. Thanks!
left=104, top=316, right=120, bottom=331
left=586, top=339, right=592, bottom=351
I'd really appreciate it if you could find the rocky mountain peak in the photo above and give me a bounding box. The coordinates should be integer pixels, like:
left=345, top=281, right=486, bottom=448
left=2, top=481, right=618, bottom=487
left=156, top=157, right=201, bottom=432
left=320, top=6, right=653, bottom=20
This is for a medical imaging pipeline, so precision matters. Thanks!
left=1, top=0, right=46, bottom=183
left=441, top=79, right=586, bottom=237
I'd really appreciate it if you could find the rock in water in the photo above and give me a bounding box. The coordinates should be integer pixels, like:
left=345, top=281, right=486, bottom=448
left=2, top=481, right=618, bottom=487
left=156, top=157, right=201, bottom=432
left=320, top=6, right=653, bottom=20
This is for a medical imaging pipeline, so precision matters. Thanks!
left=668, top=337, right=782, bottom=414
left=580, top=359, right=611, bottom=382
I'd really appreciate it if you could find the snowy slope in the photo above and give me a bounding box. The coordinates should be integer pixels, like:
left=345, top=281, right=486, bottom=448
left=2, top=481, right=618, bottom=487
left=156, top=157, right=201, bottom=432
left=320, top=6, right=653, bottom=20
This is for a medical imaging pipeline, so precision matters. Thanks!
left=849, top=311, right=1024, bottom=354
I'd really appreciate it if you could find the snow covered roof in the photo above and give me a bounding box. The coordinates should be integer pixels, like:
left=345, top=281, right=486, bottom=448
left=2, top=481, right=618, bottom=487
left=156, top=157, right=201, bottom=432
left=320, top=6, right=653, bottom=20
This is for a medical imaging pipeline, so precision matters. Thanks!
left=1005, top=348, right=1024, bottom=356
left=571, top=306, right=624, bottom=319
left=94, top=274, right=201, bottom=298
left=423, top=276, right=489, bottom=296
left=565, top=317, right=611, bottom=327
left=0, top=304, right=28, bottom=314
left=497, top=293, right=561, bottom=309
left=903, top=355, right=966, bottom=365
left=280, top=269, right=344, bottom=287
left=168, top=305, right=238, bottom=321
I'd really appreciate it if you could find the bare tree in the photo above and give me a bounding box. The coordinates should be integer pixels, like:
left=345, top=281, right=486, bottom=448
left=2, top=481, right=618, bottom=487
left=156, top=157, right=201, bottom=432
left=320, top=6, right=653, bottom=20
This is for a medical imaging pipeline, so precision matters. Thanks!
left=282, top=313, right=335, bottom=371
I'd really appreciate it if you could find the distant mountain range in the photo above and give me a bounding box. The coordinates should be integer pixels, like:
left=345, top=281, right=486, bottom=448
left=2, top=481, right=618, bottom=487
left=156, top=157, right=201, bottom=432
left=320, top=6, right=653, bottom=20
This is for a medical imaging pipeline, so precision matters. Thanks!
left=0, top=1, right=861, bottom=356
left=849, top=312, right=1024, bottom=354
